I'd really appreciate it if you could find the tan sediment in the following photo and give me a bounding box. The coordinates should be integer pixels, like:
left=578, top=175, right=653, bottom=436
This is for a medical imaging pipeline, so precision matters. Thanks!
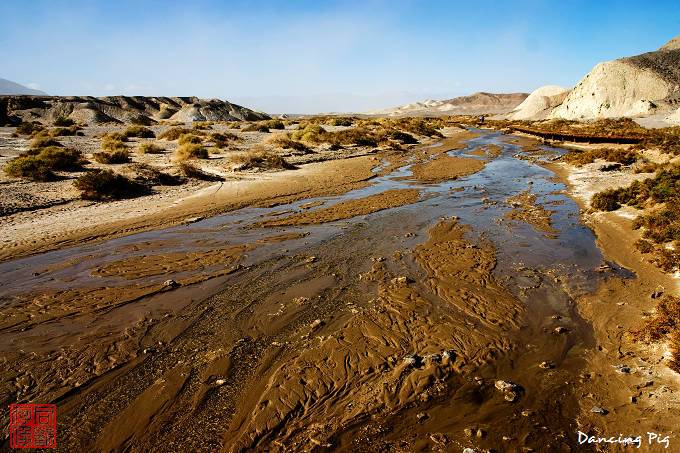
left=550, top=159, right=680, bottom=444
left=0, top=156, right=378, bottom=262
left=505, top=190, right=557, bottom=235
left=410, top=154, right=486, bottom=183
left=226, top=219, right=521, bottom=451
left=254, top=189, right=421, bottom=227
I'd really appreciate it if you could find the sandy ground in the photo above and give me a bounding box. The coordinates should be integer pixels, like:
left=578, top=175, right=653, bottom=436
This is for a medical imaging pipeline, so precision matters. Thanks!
left=1, top=125, right=679, bottom=452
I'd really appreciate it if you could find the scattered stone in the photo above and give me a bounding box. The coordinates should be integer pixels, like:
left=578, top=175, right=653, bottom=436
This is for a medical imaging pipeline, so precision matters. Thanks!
left=403, top=354, right=420, bottom=367
left=463, top=448, right=477, bottom=453
left=464, top=428, right=474, bottom=437
left=214, top=379, right=226, bottom=386
left=554, top=326, right=569, bottom=334
left=502, top=435, right=515, bottom=441
left=163, top=279, right=179, bottom=288
left=591, top=406, right=608, bottom=415
left=596, top=264, right=611, bottom=272
left=651, top=285, right=664, bottom=299
left=521, top=410, right=534, bottom=417
left=539, top=361, right=555, bottom=369
left=310, top=319, right=324, bottom=329
left=184, top=216, right=204, bottom=223
left=614, top=365, right=631, bottom=374
left=504, top=391, right=518, bottom=402
left=303, top=256, right=317, bottom=264
left=392, top=276, right=412, bottom=285
left=416, top=412, right=428, bottom=421
left=476, top=428, right=486, bottom=438
left=293, top=296, right=310, bottom=305
left=551, top=314, right=562, bottom=320
left=495, top=380, right=516, bottom=391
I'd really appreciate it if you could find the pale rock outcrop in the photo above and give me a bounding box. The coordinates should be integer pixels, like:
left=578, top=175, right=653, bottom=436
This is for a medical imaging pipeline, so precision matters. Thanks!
left=509, top=85, right=570, bottom=120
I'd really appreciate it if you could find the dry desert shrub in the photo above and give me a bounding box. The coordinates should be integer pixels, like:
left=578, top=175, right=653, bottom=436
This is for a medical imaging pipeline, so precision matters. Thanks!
left=192, top=121, right=213, bottom=130
left=74, top=169, right=146, bottom=200
left=178, top=133, right=203, bottom=145
left=30, top=136, right=62, bottom=149
left=137, top=142, right=164, bottom=154
left=174, top=143, right=209, bottom=161
left=563, top=148, right=640, bottom=166
left=53, top=116, right=75, bottom=127
left=4, top=147, right=86, bottom=181
left=209, top=132, right=239, bottom=148
left=631, top=295, right=680, bottom=372
left=158, top=127, right=195, bottom=141
left=231, top=148, right=295, bottom=171
left=124, top=125, right=155, bottom=138
left=177, top=162, right=224, bottom=181
left=93, top=150, right=131, bottom=164
left=242, top=123, right=270, bottom=133
left=266, top=134, right=310, bottom=153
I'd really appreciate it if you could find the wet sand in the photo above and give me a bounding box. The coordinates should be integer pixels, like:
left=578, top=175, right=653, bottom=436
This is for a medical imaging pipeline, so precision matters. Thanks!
left=1, top=128, right=678, bottom=452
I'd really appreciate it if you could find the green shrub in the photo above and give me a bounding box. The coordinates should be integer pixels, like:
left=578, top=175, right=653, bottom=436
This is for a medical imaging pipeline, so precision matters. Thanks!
left=4, top=156, right=56, bottom=181
left=137, top=142, right=164, bottom=154
left=53, top=116, right=75, bottom=127
left=591, top=189, right=622, bottom=211
left=93, top=150, right=131, bottom=164
left=3, top=147, right=85, bottom=181
left=74, top=169, right=146, bottom=200
left=124, top=125, right=155, bottom=138
left=175, top=143, right=209, bottom=160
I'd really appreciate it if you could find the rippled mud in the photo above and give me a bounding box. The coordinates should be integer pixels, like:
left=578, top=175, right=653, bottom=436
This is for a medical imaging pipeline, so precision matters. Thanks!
left=0, top=129, right=624, bottom=452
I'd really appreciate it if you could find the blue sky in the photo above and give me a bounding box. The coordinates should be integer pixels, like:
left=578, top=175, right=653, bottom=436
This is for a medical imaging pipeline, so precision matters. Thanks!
left=1, top=1, right=679, bottom=113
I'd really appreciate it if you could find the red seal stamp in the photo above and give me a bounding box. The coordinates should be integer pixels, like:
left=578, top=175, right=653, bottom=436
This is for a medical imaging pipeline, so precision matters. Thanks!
left=9, top=404, right=57, bottom=449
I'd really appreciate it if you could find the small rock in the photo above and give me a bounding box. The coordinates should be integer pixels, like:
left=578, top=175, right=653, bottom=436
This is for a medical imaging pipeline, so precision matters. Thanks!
left=463, top=449, right=477, bottom=453
left=551, top=314, right=562, bottom=320
left=502, top=435, right=515, bottom=441
left=163, top=279, right=179, bottom=288
left=521, top=410, right=534, bottom=417
left=303, top=256, right=317, bottom=264
left=184, top=216, right=204, bottom=223
left=464, top=428, right=474, bottom=437
left=591, top=406, right=608, bottom=415
left=539, top=361, right=555, bottom=369
left=651, top=285, right=664, bottom=299
left=554, top=326, right=569, bottom=334
left=614, top=365, right=631, bottom=374
left=403, top=354, right=420, bottom=367
left=495, top=380, right=516, bottom=391
left=215, top=379, right=226, bottom=386
left=476, top=428, right=486, bottom=438
left=310, top=319, right=324, bottom=329
left=596, top=264, right=611, bottom=272
left=392, top=276, right=412, bottom=285
left=442, top=350, right=456, bottom=361
left=504, top=391, right=518, bottom=402
left=416, top=412, right=428, bottom=421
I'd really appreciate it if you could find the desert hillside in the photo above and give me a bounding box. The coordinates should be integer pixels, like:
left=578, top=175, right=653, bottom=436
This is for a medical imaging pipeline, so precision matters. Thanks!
left=508, top=85, right=570, bottom=120
left=0, top=95, right=270, bottom=126
left=0, top=78, right=47, bottom=96
left=370, top=92, right=528, bottom=116
left=550, top=35, right=680, bottom=120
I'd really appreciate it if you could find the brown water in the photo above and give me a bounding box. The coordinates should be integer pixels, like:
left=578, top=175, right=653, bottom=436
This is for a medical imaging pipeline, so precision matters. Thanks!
left=0, top=129, right=634, bottom=452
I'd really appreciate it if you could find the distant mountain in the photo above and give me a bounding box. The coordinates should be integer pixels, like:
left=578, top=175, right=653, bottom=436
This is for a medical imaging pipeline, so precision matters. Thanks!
left=0, top=95, right=270, bottom=126
left=0, top=78, right=47, bottom=95
left=368, top=92, right=529, bottom=116
left=549, top=35, right=680, bottom=121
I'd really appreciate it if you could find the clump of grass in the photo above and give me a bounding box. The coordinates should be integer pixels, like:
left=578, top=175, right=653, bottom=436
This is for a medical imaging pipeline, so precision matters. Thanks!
left=4, top=147, right=85, bottom=181
left=209, top=132, right=239, bottom=148
left=242, top=123, right=270, bottom=133
left=53, top=116, right=75, bottom=127
left=226, top=121, right=242, bottom=129
left=124, top=125, right=155, bottom=139
left=178, top=134, right=203, bottom=145
left=177, top=162, right=223, bottom=181
left=100, top=132, right=128, bottom=142
left=327, top=117, right=353, bottom=127
left=630, top=295, right=680, bottom=372
left=390, top=131, right=418, bottom=144
left=591, top=164, right=680, bottom=211
left=30, top=136, right=62, bottom=149
left=264, top=119, right=285, bottom=130
left=290, top=124, right=325, bottom=143
left=74, top=169, right=146, bottom=200
left=232, top=149, right=295, bottom=171
left=158, top=127, right=195, bottom=141
left=175, top=143, right=209, bottom=161
left=633, top=201, right=680, bottom=244
left=93, top=150, right=131, bottom=164
left=101, top=136, right=128, bottom=153
left=192, top=121, right=213, bottom=130
left=266, top=134, right=310, bottom=153
left=48, top=126, right=83, bottom=137
left=125, top=163, right=181, bottom=186
left=562, top=148, right=639, bottom=166
left=137, top=142, right=164, bottom=154
left=15, top=122, right=44, bottom=136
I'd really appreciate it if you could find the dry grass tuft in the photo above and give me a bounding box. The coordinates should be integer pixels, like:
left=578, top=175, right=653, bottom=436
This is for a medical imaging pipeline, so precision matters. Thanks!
left=93, top=150, right=131, bottom=164
left=4, top=147, right=85, bottom=181
left=74, top=169, right=146, bottom=200
left=137, top=142, right=165, bottom=154
left=232, top=148, right=295, bottom=171
left=124, top=125, right=155, bottom=139
left=174, top=143, right=209, bottom=161
left=177, top=162, right=224, bottom=181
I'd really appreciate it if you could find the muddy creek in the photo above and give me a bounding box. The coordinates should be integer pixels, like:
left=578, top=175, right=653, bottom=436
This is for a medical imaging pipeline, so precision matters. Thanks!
left=0, top=129, right=627, bottom=452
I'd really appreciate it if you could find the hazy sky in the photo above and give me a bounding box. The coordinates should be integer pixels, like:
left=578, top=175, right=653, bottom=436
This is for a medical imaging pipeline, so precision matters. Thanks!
left=2, top=0, right=679, bottom=113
